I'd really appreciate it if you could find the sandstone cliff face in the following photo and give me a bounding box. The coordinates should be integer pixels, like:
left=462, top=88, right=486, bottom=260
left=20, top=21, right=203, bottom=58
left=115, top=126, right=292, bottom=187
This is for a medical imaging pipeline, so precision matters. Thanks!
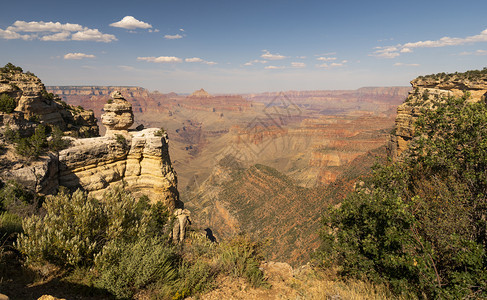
left=1, top=82, right=180, bottom=209
left=58, top=128, right=179, bottom=208
left=0, top=68, right=99, bottom=137
left=390, top=70, right=487, bottom=159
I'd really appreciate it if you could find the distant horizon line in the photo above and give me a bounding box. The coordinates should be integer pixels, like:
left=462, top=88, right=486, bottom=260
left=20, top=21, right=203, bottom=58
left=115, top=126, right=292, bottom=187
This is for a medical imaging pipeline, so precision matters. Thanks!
left=45, top=85, right=411, bottom=96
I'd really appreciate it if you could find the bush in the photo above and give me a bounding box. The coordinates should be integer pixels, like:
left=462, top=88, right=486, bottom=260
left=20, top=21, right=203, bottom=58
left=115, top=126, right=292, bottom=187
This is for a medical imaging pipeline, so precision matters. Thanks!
left=0, top=211, right=23, bottom=239
left=320, top=95, right=487, bottom=298
left=0, top=63, right=23, bottom=73
left=17, top=189, right=106, bottom=267
left=94, top=237, right=178, bottom=299
left=15, top=124, right=48, bottom=158
left=0, top=94, right=17, bottom=113
left=17, top=187, right=178, bottom=298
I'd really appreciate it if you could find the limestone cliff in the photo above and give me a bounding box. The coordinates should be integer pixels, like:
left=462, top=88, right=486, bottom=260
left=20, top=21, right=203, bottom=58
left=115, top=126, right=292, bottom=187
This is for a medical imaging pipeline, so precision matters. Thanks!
left=58, top=128, right=179, bottom=208
left=1, top=80, right=180, bottom=208
left=0, top=65, right=98, bottom=137
left=390, top=69, right=487, bottom=159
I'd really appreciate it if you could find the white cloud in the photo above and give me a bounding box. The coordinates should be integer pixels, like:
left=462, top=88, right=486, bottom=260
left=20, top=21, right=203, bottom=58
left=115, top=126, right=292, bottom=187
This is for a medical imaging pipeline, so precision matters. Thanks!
left=370, top=46, right=400, bottom=58
left=296, top=56, right=307, bottom=59
left=179, top=28, right=185, bottom=32
left=164, top=34, right=183, bottom=39
left=185, top=57, right=203, bottom=62
left=261, top=50, right=287, bottom=60
left=458, top=49, right=487, bottom=56
left=373, top=28, right=487, bottom=58
left=72, top=29, right=117, bottom=42
left=243, top=59, right=268, bottom=66
left=137, top=56, right=182, bottom=63
left=149, top=29, right=160, bottom=33
left=119, top=65, right=135, bottom=71
left=110, top=16, right=152, bottom=30
left=0, top=20, right=116, bottom=42
left=64, top=52, right=96, bottom=60
left=41, top=31, right=71, bottom=41
left=393, top=63, right=420, bottom=67
left=317, top=56, right=337, bottom=61
left=185, top=57, right=217, bottom=65
left=291, top=62, right=306, bottom=68
left=265, top=65, right=285, bottom=69
left=318, top=61, right=346, bottom=68
left=7, top=21, right=84, bottom=32
left=0, top=29, right=34, bottom=40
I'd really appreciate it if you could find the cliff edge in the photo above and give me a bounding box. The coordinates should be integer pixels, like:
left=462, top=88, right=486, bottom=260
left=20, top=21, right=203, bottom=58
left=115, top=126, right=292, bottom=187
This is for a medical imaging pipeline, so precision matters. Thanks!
left=390, top=69, right=487, bottom=159
left=0, top=65, right=179, bottom=208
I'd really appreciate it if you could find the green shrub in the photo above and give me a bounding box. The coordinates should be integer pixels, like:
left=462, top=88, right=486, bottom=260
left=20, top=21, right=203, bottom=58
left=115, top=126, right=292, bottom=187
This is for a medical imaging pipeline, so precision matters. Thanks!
left=218, top=236, right=267, bottom=288
left=0, top=180, right=39, bottom=218
left=94, top=237, right=178, bottom=299
left=320, top=95, right=487, bottom=298
left=17, top=187, right=178, bottom=298
left=0, top=211, right=23, bottom=238
left=0, top=63, right=23, bottom=73
left=155, top=127, right=166, bottom=136
left=15, top=124, right=48, bottom=158
left=0, top=94, right=17, bottom=113
left=48, top=126, right=71, bottom=151
left=17, top=189, right=106, bottom=267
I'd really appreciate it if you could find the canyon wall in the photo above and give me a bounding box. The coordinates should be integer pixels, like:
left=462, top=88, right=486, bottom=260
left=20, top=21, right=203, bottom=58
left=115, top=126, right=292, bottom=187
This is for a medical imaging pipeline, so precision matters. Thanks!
left=390, top=71, right=487, bottom=159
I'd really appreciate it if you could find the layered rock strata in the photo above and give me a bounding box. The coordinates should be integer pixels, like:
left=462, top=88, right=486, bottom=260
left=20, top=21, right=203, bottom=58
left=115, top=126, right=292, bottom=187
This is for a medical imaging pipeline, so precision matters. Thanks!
left=58, top=128, right=179, bottom=208
left=390, top=71, right=487, bottom=159
left=0, top=68, right=99, bottom=137
left=101, top=91, right=134, bottom=135
left=2, top=85, right=180, bottom=208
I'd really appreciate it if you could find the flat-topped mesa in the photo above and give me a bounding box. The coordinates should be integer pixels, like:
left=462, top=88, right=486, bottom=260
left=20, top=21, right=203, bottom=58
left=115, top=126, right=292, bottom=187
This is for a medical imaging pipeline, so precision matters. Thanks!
left=101, top=91, right=134, bottom=135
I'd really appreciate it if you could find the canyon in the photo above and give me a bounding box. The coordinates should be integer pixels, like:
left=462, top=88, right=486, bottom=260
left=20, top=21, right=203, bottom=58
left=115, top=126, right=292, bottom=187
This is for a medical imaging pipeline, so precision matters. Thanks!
left=46, top=84, right=410, bottom=264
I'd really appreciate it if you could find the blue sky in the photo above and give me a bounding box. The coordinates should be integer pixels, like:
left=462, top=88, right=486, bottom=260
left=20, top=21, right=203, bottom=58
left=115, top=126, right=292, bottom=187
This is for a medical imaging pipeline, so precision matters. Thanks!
left=1, top=0, right=487, bottom=93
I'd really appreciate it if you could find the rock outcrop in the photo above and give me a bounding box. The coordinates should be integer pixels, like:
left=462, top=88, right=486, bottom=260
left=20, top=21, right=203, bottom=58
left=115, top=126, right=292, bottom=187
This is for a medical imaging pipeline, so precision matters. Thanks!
left=189, top=88, right=212, bottom=98
left=390, top=69, right=487, bottom=159
left=101, top=91, right=134, bottom=135
left=0, top=66, right=99, bottom=137
left=1, top=71, right=180, bottom=208
left=58, top=127, right=179, bottom=208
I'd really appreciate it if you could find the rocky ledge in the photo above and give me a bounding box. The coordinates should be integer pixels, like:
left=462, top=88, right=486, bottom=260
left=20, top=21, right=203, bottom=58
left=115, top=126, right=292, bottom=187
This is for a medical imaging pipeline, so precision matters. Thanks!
left=390, top=69, right=487, bottom=159
left=3, top=88, right=180, bottom=209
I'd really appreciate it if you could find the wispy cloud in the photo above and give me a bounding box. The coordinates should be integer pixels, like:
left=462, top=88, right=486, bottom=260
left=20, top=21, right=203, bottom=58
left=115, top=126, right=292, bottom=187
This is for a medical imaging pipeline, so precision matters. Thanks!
left=185, top=57, right=217, bottom=65
left=393, top=62, right=420, bottom=67
left=185, top=57, right=203, bottom=63
left=110, top=16, right=152, bottom=30
left=0, top=20, right=116, bottom=42
left=316, top=56, right=337, bottom=61
left=164, top=34, right=183, bottom=39
left=372, top=28, right=487, bottom=58
left=317, top=60, right=347, bottom=68
left=291, top=62, right=306, bottom=68
left=243, top=59, right=268, bottom=66
left=261, top=50, right=287, bottom=60
left=458, top=49, right=487, bottom=56
left=137, top=56, right=182, bottom=63
left=64, top=52, right=96, bottom=60
left=72, top=29, right=117, bottom=42
left=265, top=65, right=285, bottom=69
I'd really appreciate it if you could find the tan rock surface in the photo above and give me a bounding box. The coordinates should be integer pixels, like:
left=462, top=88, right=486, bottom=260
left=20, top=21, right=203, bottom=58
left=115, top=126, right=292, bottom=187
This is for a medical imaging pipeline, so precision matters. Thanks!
left=390, top=71, right=487, bottom=159
left=58, top=128, right=179, bottom=208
